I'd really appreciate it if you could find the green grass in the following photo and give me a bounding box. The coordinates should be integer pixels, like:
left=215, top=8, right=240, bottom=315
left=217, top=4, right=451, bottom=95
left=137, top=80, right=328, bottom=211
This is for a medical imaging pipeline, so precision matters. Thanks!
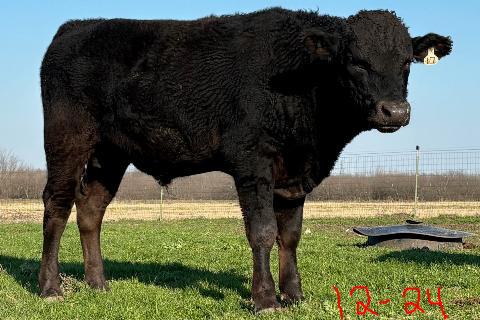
left=0, top=215, right=479, bottom=319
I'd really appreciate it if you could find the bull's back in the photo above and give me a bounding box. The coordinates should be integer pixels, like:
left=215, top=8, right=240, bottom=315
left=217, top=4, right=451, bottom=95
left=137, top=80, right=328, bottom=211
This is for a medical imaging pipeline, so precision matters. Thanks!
left=40, top=13, right=291, bottom=178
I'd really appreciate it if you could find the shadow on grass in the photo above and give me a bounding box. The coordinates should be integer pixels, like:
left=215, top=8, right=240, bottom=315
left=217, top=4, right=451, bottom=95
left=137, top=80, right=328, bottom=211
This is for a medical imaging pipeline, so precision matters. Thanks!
left=0, top=255, right=250, bottom=300
left=375, top=249, right=480, bottom=266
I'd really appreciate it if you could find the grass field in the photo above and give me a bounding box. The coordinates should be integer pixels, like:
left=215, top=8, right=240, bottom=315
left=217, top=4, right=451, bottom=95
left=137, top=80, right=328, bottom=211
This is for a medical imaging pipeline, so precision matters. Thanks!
left=1, top=199, right=479, bottom=222
left=0, top=215, right=479, bottom=319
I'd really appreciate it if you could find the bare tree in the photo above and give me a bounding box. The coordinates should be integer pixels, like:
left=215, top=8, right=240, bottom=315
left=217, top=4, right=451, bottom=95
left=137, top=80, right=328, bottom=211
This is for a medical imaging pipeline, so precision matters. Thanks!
left=0, top=149, right=45, bottom=199
left=0, top=148, right=479, bottom=201
left=0, top=149, right=26, bottom=172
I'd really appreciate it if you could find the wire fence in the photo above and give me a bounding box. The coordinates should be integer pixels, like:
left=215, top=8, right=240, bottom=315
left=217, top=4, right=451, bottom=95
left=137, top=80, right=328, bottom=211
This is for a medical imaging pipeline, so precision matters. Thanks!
left=333, top=148, right=480, bottom=175
left=0, top=148, right=479, bottom=221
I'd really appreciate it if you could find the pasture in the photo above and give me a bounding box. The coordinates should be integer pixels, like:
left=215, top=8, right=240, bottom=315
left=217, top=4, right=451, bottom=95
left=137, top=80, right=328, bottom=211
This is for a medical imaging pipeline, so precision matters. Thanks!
left=0, top=214, right=479, bottom=319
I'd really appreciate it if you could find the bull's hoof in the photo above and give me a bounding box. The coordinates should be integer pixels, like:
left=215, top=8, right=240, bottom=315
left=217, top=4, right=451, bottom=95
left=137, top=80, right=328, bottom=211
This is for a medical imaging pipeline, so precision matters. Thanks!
left=86, top=278, right=109, bottom=291
left=40, top=287, right=64, bottom=301
left=254, top=299, right=281, bottom=314
left=280, top=290, right=305, bottom=305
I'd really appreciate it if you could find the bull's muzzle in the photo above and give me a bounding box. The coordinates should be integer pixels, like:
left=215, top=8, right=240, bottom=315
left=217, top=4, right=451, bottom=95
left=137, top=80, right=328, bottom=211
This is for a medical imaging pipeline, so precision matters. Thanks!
left=373, top=100, right=411, bottom=133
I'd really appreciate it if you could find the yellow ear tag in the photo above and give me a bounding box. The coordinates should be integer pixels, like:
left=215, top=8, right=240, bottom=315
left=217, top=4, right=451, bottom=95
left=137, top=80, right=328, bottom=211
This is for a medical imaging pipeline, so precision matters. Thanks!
left=424, top=47, right=439, bottom=65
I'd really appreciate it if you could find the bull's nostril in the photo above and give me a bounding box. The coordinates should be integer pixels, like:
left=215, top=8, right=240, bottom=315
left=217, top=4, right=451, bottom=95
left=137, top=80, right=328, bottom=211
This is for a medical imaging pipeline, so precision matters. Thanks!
left=381, top=105, right=392, bottom=118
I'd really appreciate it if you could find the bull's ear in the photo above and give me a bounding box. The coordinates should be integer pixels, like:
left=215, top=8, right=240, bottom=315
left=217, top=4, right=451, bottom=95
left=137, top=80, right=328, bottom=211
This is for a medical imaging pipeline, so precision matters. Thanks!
left=303, top=29, right=339, bottom=62
left=412, top=33, right=452, bottom=62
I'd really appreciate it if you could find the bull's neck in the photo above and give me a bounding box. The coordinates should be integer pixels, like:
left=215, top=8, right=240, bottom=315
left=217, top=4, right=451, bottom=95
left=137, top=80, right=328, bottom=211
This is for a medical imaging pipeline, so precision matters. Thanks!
left=265, top=91, right=362, bottom=192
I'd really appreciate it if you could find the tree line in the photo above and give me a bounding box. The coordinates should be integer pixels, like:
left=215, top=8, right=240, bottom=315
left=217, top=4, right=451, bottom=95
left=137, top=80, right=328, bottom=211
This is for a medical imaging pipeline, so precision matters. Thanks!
left=1, top=150, right=479, bottom=201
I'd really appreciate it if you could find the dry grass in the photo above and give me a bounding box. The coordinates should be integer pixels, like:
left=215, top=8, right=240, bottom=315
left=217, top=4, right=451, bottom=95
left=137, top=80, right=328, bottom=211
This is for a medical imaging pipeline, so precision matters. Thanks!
left=0, top=199, right=479, bottom=223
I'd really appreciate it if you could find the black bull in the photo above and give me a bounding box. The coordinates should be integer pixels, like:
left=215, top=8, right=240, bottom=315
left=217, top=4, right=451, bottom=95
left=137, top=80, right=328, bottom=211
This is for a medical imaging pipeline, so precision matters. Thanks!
left=39, top=8, right=451, bottom=312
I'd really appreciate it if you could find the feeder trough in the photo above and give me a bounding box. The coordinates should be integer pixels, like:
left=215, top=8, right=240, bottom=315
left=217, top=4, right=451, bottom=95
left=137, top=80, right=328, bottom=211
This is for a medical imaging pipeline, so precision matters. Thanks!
left=353, top=221, right=474, bottom=250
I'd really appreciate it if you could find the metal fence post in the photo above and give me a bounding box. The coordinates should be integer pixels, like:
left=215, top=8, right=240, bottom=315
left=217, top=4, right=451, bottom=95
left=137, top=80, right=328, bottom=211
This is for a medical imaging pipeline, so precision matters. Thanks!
left=413, top=145, right=420, bottom=217
left=160, top=187, right=164, bottom=220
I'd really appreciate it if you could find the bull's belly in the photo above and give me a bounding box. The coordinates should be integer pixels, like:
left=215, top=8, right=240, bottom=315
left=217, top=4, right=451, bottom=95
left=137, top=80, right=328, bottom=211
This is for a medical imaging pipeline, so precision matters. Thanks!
left=131, top=156, right=222, bottom=185
left=106, top=126, right=223, bottom=184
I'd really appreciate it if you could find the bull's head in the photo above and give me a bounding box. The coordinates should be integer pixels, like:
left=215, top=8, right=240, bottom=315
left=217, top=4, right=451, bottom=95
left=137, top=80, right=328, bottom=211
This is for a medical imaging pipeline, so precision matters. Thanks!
left=304, top=10, right=452, bottom=133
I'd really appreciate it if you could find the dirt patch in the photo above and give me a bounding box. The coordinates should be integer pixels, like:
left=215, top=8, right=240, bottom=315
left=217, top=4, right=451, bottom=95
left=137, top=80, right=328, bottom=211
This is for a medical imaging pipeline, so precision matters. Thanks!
left=452, top=297, right=480, bottom=306
left=60, top=273, right=85, bottom=295
left=463, top=242, right=477, bottom=249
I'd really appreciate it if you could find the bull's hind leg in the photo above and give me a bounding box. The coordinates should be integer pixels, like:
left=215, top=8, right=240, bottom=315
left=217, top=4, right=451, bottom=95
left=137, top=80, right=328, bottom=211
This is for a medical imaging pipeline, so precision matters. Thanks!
left=39, top=112, right=95, bottom=297
left=75, top=148, right=128, bottom=289
left=274, top=195, right=305, bottom=304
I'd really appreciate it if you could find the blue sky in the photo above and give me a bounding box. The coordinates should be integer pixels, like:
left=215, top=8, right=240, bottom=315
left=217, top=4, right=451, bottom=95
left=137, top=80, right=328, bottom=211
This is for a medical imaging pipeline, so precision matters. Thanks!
left=0, top=0, right=479, bottom=168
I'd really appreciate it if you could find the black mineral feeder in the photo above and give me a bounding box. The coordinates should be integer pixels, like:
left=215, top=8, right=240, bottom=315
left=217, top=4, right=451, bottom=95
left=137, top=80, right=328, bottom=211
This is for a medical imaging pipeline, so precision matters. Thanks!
left=353, top=220, right=473, bottom=250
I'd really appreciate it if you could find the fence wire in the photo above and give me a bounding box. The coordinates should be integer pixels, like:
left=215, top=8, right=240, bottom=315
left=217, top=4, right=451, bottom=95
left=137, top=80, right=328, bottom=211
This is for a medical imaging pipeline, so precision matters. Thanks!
left=0, top=148, right=479, bottom=221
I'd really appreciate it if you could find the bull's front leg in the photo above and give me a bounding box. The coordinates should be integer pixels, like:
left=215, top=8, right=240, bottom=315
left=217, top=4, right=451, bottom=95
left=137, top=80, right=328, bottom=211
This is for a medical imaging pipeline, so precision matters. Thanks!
left=274, top=194, right=305, bottom=304
left=235, top=162, right=279, bottom=313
